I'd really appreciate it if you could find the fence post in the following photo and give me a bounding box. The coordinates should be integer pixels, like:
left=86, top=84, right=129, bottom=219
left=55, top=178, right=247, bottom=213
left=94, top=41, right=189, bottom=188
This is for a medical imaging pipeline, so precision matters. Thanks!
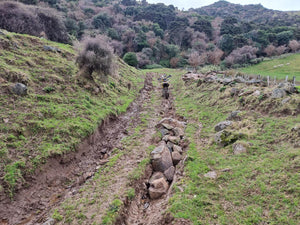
left=274, top=76, right=276, bottom=85
left=267, top=76, right=270, bottom=87
left=293, top=76, right=296, bottom=86
left=285, top=75, right=288, bottom=82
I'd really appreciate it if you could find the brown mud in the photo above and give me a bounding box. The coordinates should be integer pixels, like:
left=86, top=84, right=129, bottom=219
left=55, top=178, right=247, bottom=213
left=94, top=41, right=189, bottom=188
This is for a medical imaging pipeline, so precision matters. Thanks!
left=0, top=74, right=154, bottom=225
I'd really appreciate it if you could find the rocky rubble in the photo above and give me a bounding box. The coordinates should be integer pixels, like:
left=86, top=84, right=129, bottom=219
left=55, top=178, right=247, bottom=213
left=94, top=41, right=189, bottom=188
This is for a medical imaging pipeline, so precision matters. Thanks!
left=148, top=118, right=187, bottom=199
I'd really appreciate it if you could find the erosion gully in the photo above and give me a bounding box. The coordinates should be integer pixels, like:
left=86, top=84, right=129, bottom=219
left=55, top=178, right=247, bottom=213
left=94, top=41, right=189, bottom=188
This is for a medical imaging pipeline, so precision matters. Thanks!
left=0, top=72, right=188, bottom=225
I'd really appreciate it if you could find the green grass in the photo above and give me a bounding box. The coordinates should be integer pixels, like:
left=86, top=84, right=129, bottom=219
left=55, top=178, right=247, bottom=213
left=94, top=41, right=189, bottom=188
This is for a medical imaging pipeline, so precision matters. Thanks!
left=0, top=31, right=144, bottom=196
left=168, top=71, right=300, bottom=224
left=238, top=53, right=300, bottom=80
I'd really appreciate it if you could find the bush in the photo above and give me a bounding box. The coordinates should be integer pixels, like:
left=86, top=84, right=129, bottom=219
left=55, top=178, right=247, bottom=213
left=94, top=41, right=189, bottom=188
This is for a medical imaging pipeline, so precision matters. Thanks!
left=225, top=45, right=258, bottom=67
left=77, top=37, right=115, bottom=80
left=0, top=1, right=69, bottom=43
left=123, top=52, right=138, bottom=67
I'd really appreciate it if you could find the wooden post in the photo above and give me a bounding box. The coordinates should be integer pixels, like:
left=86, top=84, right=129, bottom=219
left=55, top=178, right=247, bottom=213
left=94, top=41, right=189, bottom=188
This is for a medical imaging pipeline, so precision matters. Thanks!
left=293, top=76, right=296, bottom=86
left=285, top=75, right=288, bottom=82
left=267, top=76, right=270, bottom=87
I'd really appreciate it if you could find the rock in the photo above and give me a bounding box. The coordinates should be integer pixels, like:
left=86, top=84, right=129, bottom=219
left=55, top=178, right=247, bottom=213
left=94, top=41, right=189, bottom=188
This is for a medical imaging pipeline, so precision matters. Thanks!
left=166, top=141, right=173, bottom=151
left=204, top=171, right=217, bottom=179
left=161, top=123, right=174, bottom=130
left=151, top=144, right=173, bottom=172
left=149, top=177, right=169, bottom=199
left=234, top=77, right=246, bottom=83
left=162, top=135, right=180, bottom=144
left=172, top=151, right=182, bottom=166
left=282, top=97, right=291, bottom=104
left=226, top=111, right=242, bottom=121
left=215, top=130, right=243, bottom=147
left=160, top=128, right=169, bottom=137
left=221, top=78, right=233, bottom=85
left=230, top=88, right=239, bottom=96
left=278, top=82, right=295, bottom=94
left=0, top=30, right=4, bottom=35
left=43, top=45, right=61, bottom=52
left=271, top=89, right=286, bottom=98
left=252, top=90, right=261, bottom=96
left=214, top=121, right=232, bottom=132
left=157, top=118, right=186, bottom=130
left=10, top=83, right=27, bottom=96
left=149, top=172, right=165, bottom=184
left=42, top=218, right=55, bottom=225
left=173, top=127, right=184, bottom=138
left=164, top=166, right=175, bottom=181
left=173, top=145, right=183, bottom=154
left=233, top=143, right=247, bottom=155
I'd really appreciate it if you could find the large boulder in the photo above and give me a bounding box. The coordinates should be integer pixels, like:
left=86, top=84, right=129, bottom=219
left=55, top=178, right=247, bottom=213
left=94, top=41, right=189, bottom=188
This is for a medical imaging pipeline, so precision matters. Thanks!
left=149, top=177, right=169, bottom=199
left=214, top=121, right=232, bottom=132
left=215, top=130, right=244, bottom=147
left=173, top=127, right=185, bottom=138
left=151, top=144, right=173, bottom=172
left=271, top=89, right=287, bottom=98
left=173, top=144, right=183, bottom=154
left=162, top=135, right=180, bottom=144
left=10, top=83, right=27, bottom=96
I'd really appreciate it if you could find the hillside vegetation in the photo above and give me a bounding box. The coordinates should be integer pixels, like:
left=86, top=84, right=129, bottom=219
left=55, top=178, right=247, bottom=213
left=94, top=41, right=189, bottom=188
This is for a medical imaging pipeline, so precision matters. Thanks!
left=0, top=30, right=143, bottom=196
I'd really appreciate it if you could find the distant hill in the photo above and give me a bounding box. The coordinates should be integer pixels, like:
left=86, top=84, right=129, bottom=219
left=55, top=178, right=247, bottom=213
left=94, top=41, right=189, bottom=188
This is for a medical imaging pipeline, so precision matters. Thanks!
left=192, top=0, right=300, bottom=26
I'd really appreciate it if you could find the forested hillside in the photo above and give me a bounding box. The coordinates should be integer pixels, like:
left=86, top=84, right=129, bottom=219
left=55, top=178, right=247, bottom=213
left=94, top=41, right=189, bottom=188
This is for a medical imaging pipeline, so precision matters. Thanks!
left=1, top=0, right=299, bottom=70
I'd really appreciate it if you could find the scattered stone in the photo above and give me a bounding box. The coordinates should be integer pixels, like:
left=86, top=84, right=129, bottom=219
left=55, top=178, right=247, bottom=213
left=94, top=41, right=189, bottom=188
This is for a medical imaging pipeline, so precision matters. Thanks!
left=215, top=130, right=243, bottom=146
left=10, top=83, right=27, bottom=96
left=164, top=166, right=175, bottom=181
left=252, top=90, right=261, bottom=96
left=226, top=111, right=242, bottom=121
left=233, top=142, right=247, bottom=155
left=151, top=144, right=173, bottom=172
left=157, top=118, right=186, bottom=130
left=3, top=118, right=9, bottom=123
left=230, top=88, right=239, bottom=96
left=281, top=97, right=291, bottom=104
left=271, top=89, right=286, bottom=98
left=234, top=77, right=246, bottom=83
left=172, top=151, right=182, bottom=166
left=42, top=218, right=55, bottom=225
left=166, top=141, right=173, bottom=152
left=173, top=144, right=183, bottom=154
left=214, top=121, right=232, bottom=132
left=149, top=177, right=169, bottom=199
left=221, top=78, right=233, bottom=85
left=221, top=168, right=231, bottom=172
left=204, top=171, right=217, bottom=179
left=43, top=45, right=61, bottom=52
left=144, top=202, right=150, bottom=209
left=0, top=30, right=4, bottom=35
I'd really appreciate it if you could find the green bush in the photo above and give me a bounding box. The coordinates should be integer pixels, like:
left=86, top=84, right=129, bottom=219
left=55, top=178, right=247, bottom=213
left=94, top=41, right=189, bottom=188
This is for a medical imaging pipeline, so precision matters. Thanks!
left=123, top=52, right=138, bottom=67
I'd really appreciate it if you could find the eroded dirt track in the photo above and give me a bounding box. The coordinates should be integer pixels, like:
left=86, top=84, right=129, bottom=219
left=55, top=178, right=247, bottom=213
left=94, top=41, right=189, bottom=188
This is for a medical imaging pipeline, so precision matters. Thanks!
left=0, top=75, right=154, bottom=225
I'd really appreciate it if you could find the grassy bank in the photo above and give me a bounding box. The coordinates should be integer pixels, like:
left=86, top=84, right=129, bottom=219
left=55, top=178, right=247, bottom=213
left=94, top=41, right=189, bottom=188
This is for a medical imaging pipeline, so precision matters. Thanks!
left=168, top=71, right=299, bottom=224
left=238, top=53, right=300, bottom=80
left=0, top=31, right=143, bottom=196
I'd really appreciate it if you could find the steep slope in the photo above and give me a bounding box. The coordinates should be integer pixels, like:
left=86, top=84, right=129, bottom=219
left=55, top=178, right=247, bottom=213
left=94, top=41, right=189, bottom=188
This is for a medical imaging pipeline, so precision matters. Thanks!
left=0, top=29, right=143, bottom=198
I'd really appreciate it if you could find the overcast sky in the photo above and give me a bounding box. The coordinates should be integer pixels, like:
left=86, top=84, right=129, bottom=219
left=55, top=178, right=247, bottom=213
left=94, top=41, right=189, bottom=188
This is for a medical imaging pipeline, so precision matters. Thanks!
left=146, top=0, right=300, bottom=11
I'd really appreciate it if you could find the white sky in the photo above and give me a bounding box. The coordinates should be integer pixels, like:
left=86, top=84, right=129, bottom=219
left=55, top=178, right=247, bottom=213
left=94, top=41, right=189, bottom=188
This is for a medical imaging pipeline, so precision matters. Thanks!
left=146, top=0, right=300, bottom=11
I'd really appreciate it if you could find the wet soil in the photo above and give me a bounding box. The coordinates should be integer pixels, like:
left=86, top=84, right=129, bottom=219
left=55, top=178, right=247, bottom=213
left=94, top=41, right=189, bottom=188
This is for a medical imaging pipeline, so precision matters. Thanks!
left=0, top=74, right=154, bottom=225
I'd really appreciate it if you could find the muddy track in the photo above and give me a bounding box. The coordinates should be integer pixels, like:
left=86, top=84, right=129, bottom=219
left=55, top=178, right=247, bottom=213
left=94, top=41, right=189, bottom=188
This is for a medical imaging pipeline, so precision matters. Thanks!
left=0, top=75, right=154, bottom=225
left=116, top=83, right=190, bottom=225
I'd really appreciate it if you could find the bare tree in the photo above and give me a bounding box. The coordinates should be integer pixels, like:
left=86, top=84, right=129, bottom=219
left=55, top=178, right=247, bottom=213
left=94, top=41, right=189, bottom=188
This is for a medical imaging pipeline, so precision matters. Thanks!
left=288, top=40, right=300, bottom=52
left=264, top=44, right=276, bottom=57
left=188, top=51, right=201, bottom=72
left=275, top=45, right=287, bottom=56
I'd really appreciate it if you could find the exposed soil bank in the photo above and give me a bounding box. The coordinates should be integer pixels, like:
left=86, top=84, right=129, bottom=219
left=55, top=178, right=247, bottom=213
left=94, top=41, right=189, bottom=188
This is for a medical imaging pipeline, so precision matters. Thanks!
left=0, top=75, right=153, bottom=225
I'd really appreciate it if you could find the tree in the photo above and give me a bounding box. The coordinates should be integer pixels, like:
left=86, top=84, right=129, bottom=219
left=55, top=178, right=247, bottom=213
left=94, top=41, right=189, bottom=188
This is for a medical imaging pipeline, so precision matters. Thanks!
left=219, top=34, right=234, bottom=54
left=225, top=45, right=258, bottom=67
left=123, top=52, right=138, bottom=67
left=121, top=0, right=137, bottom=6
left=276, top=31, right=293, bottom=46
left=170, top=57, right=179, bottom=68
left=188, top=52, right=201, bottom=71
left=264, top=44, right=276, bottom=57
left=288, top=40, right=300, bottom=52
left=191, top=18, right=213, bottom=39
left=92, top=13, right=112, bottom=30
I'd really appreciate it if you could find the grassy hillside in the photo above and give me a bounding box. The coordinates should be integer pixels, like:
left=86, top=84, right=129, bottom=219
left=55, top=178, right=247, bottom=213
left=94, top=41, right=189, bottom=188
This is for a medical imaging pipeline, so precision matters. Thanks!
left=238, top=53, right=300, bottom=80
left=0, top=30, right=143, bottom=196
left=167, top=70, right=299, bottom=224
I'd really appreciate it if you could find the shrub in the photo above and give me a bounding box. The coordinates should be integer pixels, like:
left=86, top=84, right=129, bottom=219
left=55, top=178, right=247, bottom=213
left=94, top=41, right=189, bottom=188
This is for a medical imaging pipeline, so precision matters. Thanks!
left=0, top=1, right=69, bottom=43
left=123, top=52, right=138, bottom=67
left=288, top=40, right=300, bottom=52
left=225, top=45, right=258, bottom=67
left=76, top=37, right=115, bottom=80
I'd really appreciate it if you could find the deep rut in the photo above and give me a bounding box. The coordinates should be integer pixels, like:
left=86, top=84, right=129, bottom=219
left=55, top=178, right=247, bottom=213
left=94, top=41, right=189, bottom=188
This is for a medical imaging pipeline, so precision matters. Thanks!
left=116, top=81, right=188, bottom=225
left=0, top=74, right=154, bottom=225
